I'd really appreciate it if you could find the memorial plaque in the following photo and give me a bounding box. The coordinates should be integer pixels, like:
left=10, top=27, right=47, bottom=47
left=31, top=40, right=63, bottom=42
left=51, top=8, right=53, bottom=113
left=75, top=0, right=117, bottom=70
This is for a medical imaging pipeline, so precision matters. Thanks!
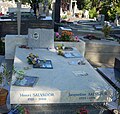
left=33, top=60, right=53, bottom=69
left=12, top=76, right=39, bottom=87
left=28, top=28, right=54, bottom=48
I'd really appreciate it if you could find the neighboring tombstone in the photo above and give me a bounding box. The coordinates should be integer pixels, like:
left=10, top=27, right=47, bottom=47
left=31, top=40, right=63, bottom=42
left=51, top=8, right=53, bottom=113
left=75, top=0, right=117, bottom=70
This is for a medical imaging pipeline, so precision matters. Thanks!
left=17, top=2, right=21, bottom=35
left=43, top=0, right=48, bottom=15
left=114, top=14, right=119, bottom=26
left=100, top=14, right=105, bottom=25
left=97, top=14, right=105, bottom=25
left=28, top=28, right=54, bottom=49
left=46, top=6, right=49, bottom=16
left=84, top=10, right=89, bottom=19
left=74, top=2, right=77, bottom=14
left=60, top=7, right=63, bottom=16
left=39, top=3, right=43, bottom=16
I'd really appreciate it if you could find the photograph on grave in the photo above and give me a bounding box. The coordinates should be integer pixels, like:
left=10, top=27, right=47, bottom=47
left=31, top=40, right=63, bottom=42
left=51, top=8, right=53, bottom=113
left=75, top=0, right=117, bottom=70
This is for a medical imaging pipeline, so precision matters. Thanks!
left=64, top=52, right=82, bottom=58
left=12, top=76, right=39, bottom=87
left=33, top=60, right=53, bottom=69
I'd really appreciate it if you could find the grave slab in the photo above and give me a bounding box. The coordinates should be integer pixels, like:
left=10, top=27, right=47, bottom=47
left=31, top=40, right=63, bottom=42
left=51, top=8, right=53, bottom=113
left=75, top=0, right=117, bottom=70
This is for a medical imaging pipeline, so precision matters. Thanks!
left=10, top=47, right=113, bottom=104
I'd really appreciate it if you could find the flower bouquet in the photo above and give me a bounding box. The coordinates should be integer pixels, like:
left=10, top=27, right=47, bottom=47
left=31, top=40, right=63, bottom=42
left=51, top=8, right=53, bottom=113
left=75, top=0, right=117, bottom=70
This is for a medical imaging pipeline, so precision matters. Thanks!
left=55, top=31, right=80, bottom=42
left=27, top=53, right=39, bottom=65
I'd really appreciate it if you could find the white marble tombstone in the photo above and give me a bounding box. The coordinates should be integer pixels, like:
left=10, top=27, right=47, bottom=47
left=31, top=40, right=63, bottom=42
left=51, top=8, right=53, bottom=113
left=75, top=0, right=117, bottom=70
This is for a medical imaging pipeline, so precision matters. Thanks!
left=28, top=28, right=54, bottom=49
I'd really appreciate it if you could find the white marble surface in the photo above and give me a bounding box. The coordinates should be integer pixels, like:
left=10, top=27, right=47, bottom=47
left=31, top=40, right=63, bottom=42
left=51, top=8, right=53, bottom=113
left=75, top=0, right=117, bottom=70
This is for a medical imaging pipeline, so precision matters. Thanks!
left=0, top=19, right=14, bottom=21
left=59, top=27, right=72, bottom=31
left=41, top=16, right=52, bottom=20
left=5, top=35, right=28, bottom=59
left=10, top=47, right=113, bottom=104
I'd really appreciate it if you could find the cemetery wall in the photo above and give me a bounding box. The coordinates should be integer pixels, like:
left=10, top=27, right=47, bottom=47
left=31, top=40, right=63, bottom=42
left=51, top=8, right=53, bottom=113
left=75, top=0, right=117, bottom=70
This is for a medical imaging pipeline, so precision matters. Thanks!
left=0, top=20, right=53, bottom=37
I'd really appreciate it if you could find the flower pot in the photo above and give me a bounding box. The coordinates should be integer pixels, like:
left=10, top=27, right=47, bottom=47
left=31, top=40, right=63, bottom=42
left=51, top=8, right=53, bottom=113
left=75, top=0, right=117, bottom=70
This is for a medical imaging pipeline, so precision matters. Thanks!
left=0, top=88, right=8, bottom=106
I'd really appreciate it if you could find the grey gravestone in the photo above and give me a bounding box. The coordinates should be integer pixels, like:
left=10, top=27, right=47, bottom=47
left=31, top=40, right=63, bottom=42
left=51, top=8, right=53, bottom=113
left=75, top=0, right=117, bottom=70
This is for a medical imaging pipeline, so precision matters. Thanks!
left=97, top=14, right=105, bottom=25
left=28, top=28, right=54, bottom=48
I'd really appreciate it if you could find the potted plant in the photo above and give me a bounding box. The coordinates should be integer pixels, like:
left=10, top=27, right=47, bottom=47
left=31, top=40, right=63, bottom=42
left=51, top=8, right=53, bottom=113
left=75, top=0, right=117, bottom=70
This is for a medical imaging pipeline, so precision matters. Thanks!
left=0, top=63, right=10, bottom=105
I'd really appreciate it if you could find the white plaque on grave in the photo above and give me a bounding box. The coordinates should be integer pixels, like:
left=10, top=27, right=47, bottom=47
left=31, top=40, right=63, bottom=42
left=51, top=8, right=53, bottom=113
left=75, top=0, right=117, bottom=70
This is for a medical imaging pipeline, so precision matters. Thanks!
left=33, top=32, right=39, bottom=40
left=28, top=28, right=54, bottom=48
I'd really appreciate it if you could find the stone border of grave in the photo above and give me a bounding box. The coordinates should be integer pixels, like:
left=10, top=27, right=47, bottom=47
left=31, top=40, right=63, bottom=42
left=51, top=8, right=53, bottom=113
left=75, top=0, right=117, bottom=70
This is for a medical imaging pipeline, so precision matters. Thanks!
left=5, top=35, right=86, bottom=59
left=5, top=34, right=120, bottom=66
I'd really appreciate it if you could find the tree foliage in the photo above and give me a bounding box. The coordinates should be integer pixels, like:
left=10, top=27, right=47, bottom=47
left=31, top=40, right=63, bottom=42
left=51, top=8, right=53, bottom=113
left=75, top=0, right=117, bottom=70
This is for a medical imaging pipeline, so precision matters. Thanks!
left=76, top=0, right=120, bottom=21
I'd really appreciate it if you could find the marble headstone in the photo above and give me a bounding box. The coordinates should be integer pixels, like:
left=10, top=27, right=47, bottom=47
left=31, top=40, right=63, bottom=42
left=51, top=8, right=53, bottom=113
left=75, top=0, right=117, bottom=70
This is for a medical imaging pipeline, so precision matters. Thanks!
left=28, top=28, right=54, bottom=48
